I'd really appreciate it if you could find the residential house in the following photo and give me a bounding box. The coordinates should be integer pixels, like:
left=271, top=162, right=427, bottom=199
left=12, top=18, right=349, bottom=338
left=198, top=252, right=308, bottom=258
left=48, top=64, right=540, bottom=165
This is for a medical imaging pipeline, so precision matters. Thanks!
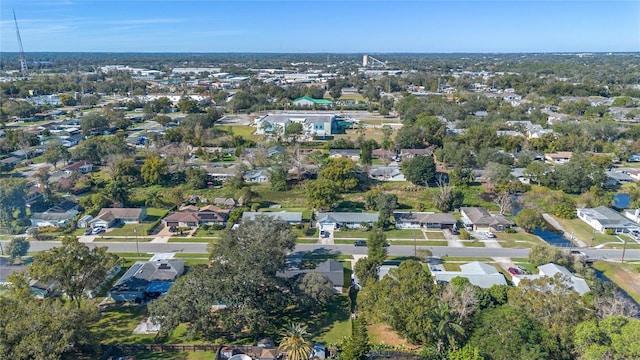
left=0, top=156, right=20, bottom=170
left=629, top=153, right=640, bottom=162
left=61, top=133, right=84, bottom=148
left=512, top=263, right=590, bottom=296
left=460, top=207, right=514, bottom=232
left=277, top=259, right=344, bottom=292
left=243, top=169, right=269, bottom=183
left=371, top=148, right=396, bottom=160
left=511, top=168, right=531, bottom=185
left=29, top=280, right=58, bottom=299
left=368, top=166, right=406, bottom=181
left=400, top=147, right=435, bottom=159
left=625, top=209, right=640, bottom=223
left=432, top=262, right=507, bottom=288
left=545, top=151, right=573, bottom=165
left=89, top=208, right=147, bottom=228
left=162, top=205, right=230, bottom=227
left=109, top=257, right=185, bottom=302
left=393, top=212, right=457, bottom=229
left=242, top=211, right=303, bottom=226
left=63, top=161, right=93, bottom=174
left=24, top=186, right=43, bottom=205
left=378, top=264, right=399, bottom=281
left=316, top=212, right=379, bottom=231
left=329, top=149, right=360, bottom=162
left=577, top=206, right=639, bottom=234
left=30, top=200, right=79, bottom=227
left=207, top=166, right=237, bottom=182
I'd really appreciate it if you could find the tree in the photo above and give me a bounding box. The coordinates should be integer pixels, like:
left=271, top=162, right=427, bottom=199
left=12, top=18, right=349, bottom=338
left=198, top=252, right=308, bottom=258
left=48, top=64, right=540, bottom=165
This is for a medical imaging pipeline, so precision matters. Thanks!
left=177, top=97, right=200, bottom=113
left=525, top=161, right=552, bottom=186
left=432, top=303, right=465, bottom=353
left=516, top=208, right=546, bottom=233
left=306, top=179, right=341, bottom=210
left=80, top=112, right=109, bottom=135
left=141, top=155, right=168, bottom=185
left=269, top=166, right=289, bottom=191
left=0, top=179, right=27, bottom=228
left=375, top=193, right=397, bottom=229
left=341, top=317, right=370, bottom=360
left=367, top=228, right=388, bottom=265
left=360, top=140, right=375, bottom=165
left=185, top=166, right=208, bottom=189
left=574, top=316, right=640, bottom=360
left=104, top=178, right=129, bottom=206
left=403, top=156, right=436, bottom=186
left=284, top=122, right=304, bottom=143
left=0, top=294, right=99, bottom=359
left=28, top=236, right=118, bottom=306
left=468, top=305, right=549, bottom=360
left=152, top=216, right=297, bottom=339
left=5, top=237, right=30, bottom=264
left=42, top=146, right=71, bottom=169
left=319, top=157, right=360, bottom=193
left=483, top=162, right=512, bottom=191
left=527, top=244, right=571, bottom=267
left=279, top=323, right=313, bottom=360
left=294, top=272, right=335, bottom=311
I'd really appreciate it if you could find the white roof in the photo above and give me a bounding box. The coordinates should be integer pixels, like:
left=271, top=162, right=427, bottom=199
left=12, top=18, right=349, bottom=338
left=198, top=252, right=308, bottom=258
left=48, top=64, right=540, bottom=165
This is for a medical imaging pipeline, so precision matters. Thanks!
left=433, top=261, right=507, bottom=289
left=512, top=263, right=591, bottom=296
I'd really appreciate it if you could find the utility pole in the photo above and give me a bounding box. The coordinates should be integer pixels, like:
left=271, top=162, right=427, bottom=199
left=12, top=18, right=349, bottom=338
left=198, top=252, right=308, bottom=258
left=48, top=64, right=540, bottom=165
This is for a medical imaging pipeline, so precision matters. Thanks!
left=134, top=227, right=139, bottom=257
left=621, top=237, right=627, bottom=264
left=413, top=235, right=416, bottom=258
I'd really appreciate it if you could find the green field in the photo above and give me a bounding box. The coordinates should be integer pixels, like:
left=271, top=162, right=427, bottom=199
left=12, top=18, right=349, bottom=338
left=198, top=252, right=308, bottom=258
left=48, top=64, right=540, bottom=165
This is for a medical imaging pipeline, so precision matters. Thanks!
left=593, top=261, right=640, bottom=304
left=552, top=217, right=617, bottom=247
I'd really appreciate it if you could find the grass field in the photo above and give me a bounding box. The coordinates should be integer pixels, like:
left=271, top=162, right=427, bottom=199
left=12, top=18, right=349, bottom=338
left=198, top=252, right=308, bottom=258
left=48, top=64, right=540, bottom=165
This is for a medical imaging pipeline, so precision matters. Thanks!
left=424, top=231, right=446, bottom=240
left=593, top=261, right=640, bottom=304
left=552, top=217, right=616, bottom=247
left=91, top=305, right=156, bottom=345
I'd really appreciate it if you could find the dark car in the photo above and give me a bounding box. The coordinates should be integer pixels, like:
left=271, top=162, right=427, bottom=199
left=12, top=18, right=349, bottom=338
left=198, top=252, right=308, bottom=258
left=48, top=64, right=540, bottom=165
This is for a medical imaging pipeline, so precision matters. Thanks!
left=354, top=240, right=367, bottom=247
left=169, top=226, right=177, bottom=232
left=508, top=267, right=520, bottom=275
left=449, top=228, right=459, bottom=235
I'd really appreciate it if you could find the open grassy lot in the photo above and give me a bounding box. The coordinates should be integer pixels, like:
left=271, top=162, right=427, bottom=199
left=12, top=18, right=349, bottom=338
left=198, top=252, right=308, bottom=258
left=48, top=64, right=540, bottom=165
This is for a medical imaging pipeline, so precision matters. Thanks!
left=368, top=323, right=420, bottom=350
left=593, top=261, right=640, bottom=303
left=91, top=305, right=157, bottom=345
left=223, top=125, right=264, bottom=142
left=552, top=217, right=616, bottom=247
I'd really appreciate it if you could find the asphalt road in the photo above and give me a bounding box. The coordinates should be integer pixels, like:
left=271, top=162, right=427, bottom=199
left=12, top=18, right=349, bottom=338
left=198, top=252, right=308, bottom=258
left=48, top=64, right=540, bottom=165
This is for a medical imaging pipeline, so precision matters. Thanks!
left=5, top=241, right=640, bottom=261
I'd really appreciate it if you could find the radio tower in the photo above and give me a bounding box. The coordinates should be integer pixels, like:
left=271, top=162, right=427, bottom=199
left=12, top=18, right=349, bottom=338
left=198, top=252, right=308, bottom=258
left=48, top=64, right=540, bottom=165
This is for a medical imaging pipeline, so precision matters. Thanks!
left=13, top=10, right=28, bottom=77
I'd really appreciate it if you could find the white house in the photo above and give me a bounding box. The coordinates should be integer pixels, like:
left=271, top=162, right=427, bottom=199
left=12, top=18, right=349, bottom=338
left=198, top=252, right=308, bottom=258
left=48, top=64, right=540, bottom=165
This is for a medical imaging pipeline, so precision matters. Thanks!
left=316, top=212, right=379, bottom=231
left=577, top=206, right=639, bottom=234
left=512, top=263, right=591, bottom=296
left=432, top=262, right=508, bottom=288
left=393, top=212, right=457, bottom=229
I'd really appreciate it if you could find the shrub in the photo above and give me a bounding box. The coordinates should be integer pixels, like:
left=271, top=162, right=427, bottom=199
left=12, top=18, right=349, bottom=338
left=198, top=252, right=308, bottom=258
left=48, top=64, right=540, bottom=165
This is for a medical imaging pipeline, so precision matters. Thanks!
left=605, top=229, right=615, bottom=235
left=459, top=229, right=471, bottom=240
left=505, top=227, right=517, bottom=234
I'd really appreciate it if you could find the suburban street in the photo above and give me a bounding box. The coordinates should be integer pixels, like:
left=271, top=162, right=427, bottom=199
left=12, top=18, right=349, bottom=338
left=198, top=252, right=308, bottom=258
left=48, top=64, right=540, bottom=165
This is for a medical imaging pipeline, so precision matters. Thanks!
left=5, top=240, right=640, bottom=261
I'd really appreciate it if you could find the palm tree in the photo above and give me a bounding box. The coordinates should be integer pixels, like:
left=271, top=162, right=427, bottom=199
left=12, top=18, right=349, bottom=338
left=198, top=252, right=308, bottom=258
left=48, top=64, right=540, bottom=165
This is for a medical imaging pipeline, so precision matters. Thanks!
left=279, top=322, right=312, bottom=360
left=432, top=303, right=465, bottom=353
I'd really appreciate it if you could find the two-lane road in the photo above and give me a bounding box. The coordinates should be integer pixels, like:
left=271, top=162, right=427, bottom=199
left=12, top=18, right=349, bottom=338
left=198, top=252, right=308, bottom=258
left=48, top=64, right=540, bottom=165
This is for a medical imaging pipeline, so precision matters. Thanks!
left=7, top=240, right=640, bottom=261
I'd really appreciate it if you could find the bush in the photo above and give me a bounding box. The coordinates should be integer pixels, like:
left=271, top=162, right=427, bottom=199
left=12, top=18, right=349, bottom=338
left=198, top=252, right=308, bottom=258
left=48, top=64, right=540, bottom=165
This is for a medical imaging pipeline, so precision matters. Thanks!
left=505, top=227, right=517, bottom=234
left=146, top=218, right=162, bottom=235
left=605, top=229, right=615, bottom=235
left=459, top=229, right=471, bottom=240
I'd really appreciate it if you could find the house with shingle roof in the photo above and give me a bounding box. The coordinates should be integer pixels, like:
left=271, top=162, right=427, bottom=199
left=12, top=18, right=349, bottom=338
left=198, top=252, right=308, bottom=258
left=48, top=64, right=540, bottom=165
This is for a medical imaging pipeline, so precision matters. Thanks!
left=512, top=263, right=591, bottom=296
left=432, top=261, right=507, bottom=289
left=577, top=206, right=639, bottom=234
left=393, top=212, right=456, bottom=229
left=242, top=211, right=303, bottom=225
left=109, top=257, right=185, bottom=302
left=316, top=212, right=379, bottom=231
left=460, top=207, right=514, bottom=232
left=277, top=259, right=344, bottom=292
left=89, top=208, right=147, bottom=228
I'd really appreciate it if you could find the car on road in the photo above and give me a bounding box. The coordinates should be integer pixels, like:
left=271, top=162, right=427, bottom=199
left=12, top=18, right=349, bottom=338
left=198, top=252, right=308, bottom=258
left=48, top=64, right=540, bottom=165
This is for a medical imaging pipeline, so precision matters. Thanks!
left=354, top=240, right=367, bottom=247
left=508, top=267, right=520, bottom=275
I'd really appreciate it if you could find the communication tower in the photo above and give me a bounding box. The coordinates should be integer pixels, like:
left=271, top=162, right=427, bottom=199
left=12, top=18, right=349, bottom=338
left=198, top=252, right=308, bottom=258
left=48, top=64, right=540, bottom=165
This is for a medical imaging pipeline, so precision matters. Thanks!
left=13, top=10, right=28, bottom=77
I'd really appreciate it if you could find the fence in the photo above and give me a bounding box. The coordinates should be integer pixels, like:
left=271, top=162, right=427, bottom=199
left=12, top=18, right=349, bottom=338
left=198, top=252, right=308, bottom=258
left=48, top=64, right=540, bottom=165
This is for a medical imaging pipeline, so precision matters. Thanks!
left=102, top=344, right=219, bottom=359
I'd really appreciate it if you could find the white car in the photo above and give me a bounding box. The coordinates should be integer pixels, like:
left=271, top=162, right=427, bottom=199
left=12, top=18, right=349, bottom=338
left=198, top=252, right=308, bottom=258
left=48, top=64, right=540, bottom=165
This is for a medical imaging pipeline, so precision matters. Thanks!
left=485, top=232, right=496, bottom=238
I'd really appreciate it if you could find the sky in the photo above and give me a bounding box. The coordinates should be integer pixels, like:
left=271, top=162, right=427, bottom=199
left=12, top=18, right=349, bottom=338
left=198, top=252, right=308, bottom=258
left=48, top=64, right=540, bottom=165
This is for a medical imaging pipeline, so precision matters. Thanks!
left=0, top=0, right=639, bottom=53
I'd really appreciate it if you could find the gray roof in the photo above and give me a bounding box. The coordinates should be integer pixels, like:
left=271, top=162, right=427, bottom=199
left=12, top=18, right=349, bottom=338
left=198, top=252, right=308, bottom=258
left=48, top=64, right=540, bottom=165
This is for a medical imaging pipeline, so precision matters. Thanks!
left=369, top=166, right=403, bottom=177
left=578, top=206, right=639, bottom=229
left=261, top=113, right=336, bottom=124
left=515, top=263, right=591, bottom=296
left=329, top=149, right=360, bottom=156
left=433, top=261, right=507, bottom=289
left=317, top=212, right=379, bottom=224
left=278, top=259, right=344, bottom=287
left=242, top=211, right=303, bottom=223
left=31, top=211, right=76, bottom=221
left=394, top=212, right=456, bottom=225
left=461, top=207, right=514, bottom=227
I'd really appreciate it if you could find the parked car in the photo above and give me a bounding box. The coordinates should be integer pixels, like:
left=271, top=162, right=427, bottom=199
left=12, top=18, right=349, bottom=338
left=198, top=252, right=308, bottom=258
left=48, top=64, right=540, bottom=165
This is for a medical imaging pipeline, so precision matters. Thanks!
left=84, top=228, right=92, bottom=235
left=169, top=226, right=177, bottom=232
left=485, top=232, right=496, bottom=238
left=354, top=240, right=367, bottom=247
left=430, top=265, right=441, bottom=272
left=91, top=227, right=105, bottom=235
left=449, top=228, right=459, bottom=235
left=508, top=267, right=520, bottom=275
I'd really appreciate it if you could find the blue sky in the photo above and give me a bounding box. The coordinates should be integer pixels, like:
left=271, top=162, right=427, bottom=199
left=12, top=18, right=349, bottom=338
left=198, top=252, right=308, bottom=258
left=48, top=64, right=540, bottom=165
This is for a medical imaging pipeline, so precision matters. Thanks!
left=1, top=1, right=638, bottom=53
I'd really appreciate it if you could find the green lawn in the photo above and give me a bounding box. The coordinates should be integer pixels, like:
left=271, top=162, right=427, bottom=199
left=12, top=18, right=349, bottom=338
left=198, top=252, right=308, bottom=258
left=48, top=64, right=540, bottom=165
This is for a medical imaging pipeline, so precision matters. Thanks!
left=424, top=231, right=446, bottom=240
left=602, top=242, right=640, bottom=249
left=390, top=240, right=448, bottom=246
left=463, top=241, right=485, bottom=247
left=167, top=237, right=215, bottom=243
left=296, top=239, right=318, bottom=244
left=91, top=305, right=156, bottom=345
left=385, top=229, right=424, bottom=239
left=334, top=230, right=374, bottom=239
left=552, top=217, right=616, bottom=247
left=443, top=263, right=461, bottom=271
left=593, top=261, right=640, bottom=304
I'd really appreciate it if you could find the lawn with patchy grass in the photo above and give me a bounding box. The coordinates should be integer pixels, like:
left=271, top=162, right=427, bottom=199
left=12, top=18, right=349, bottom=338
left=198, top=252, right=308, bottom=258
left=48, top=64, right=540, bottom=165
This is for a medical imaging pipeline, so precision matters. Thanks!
left=593, top=261, right=640, bottom=304
left=367, top=323, right=420, bottom=350
left=463, top=241, right=485, bottom=247
left=552, top=217, right=616, bottom=246
left=424, top=231, right=446, bottom=240
left=91, top=305, right=156, bottom=345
